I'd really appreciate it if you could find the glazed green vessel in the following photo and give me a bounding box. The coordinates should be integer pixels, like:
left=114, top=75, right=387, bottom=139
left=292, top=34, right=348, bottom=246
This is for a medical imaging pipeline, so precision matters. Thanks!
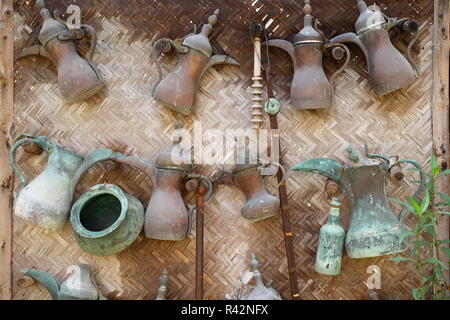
left=291, top=149, right=424, bottom=259
left=71, top=184, right=144, bottom=256
left=315, top=197, right=345, bottom=275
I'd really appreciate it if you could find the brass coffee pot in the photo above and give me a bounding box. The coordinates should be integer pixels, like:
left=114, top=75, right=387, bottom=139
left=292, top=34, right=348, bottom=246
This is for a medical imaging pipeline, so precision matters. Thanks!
left=330, top=0, right=419, bottom=96
left=20, top=264, right=107, bottom=300
left=290, top=145, right=425, bottom=258
left=18, top=0, right=105, bottom=102
left=152, top=9, right=240, bottom=116
left=266, top=0, right=350, bottom=110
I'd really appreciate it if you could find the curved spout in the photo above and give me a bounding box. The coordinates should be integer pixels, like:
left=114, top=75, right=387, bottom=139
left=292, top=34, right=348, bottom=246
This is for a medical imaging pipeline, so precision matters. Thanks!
left=265, top=39, right=295, bottom=65
left=290, top=158, right=344, bottom=182
left=20, top=268, right=60, bottom=300
left=329, top=32, right=369, bottom=63
left=114, top=155, right=156, bottom=185
left=200, top=54, right=240, bottom=79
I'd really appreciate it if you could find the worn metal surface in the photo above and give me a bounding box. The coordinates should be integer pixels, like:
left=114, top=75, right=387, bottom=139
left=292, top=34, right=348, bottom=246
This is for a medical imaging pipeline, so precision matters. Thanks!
left=330, top=0, right=419, bottom=96
left=20, top=264, right=106, bottom=300
left=71, top=184, right=145, bottom=256
left=17, top=0, right=104, bottom=102
left=315, top=197, right=345, bottom=276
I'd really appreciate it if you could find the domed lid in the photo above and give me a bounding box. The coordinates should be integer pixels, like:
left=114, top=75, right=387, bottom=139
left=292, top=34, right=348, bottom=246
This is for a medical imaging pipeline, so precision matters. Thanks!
left=182, top=9, right=219, bottom=57
left=36, top=0, right=70, bottom=47
left=354, top=0, right=386, bottom=35
left=293, top=0, right=324, bottom=45
left=155, top=143, right=192, bottom=171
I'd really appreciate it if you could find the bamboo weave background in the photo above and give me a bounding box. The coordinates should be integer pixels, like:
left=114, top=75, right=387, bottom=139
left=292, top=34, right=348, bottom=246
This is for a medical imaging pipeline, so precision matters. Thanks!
left=11, top=0, right=433, bottom=300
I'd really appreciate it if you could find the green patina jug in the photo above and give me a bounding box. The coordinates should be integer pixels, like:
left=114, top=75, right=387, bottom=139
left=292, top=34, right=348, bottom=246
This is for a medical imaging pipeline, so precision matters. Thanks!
left=315, top=197, right=345, bottom=276
left=290, top=146, right=425, bottom=259
left=9, top=134, right=118, bottom=231
left=20, top=264, right=107, bottom=300
left=70, top=184, right=145, bottom=256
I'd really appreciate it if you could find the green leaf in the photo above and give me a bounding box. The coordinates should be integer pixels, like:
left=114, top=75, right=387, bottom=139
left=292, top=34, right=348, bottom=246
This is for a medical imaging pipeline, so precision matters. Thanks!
left=438, top=211, right=450, bottom=216
left=439, top=246, right=450, bottom=258
left=390, top=256, right=415, bottom=262
left=423, top=224, right=436, bottom=237
left=425, top=258, right=449, bottom=270
left=420, top=190, right=430, bottom=214
left=399, top=229, right=414, bottom=243
left=408, top=197, right=422, bottom=215
left=431, top=154, right=438, bottom=171
left=412, top=288, right=423, bottom=300
left=388, top=198, right=416, bottom=214
left=438, top=239, right=450, bottom=245
left=436, top=169, right=450, bottom=179
left=438, top=193, right=450, bottom=205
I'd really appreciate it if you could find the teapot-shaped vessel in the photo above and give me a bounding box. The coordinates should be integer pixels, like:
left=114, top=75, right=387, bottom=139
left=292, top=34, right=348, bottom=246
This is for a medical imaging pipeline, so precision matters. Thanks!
left=290, top=146, right=424, bottom=258
left=330, top=0, right=419, bottom=96
left=9, top=134, right=117, bottom=231
left=70, top=184, right=145, bottom=256
left=114, top=142, right=212, bottom=241
left=20, top=264, right=107, bottom=300
left=266, top=0, right=350, bottom=110
left=152, top=9, right=240, bottom=116
left=242, top=254, right=282, bottom=300
left=17, top=0, right=105, bottom=102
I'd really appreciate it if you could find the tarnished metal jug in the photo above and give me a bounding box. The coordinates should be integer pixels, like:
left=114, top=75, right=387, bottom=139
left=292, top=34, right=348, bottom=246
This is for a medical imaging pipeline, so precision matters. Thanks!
left=242, top=254, right=282, bottom=300
left=114, top=143, right=212, bottom=241
left=330, top=0, right=419, bottom=96
left=152, top=9, right=240, bottom=115
left=9, top=134, right=116, bottom=231
left=266, top=0, right=350, bottom=110
left=20, top=264, right=107, bottom=300
left=70, top=184, right=145, bottom=256
left=290, top=146, right=424, bottom=258
left=17, top=0, right=105, bottom=102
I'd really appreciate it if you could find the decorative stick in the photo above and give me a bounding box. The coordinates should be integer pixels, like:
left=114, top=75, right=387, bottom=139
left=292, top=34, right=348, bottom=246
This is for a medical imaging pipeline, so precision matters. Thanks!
left=250, top=22, right=264, bottom=129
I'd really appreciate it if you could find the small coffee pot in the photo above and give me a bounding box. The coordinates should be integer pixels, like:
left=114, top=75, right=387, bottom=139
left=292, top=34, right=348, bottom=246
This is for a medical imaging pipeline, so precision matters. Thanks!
left=242, top=254, right=282, bottom=300
left=70, top=184, right=145, bottom=256
left=17, top=0, right=105, bottom=102
left=20, top=264, right=107, bottom=300
left=152, top=9, right=240, bottom=116
left=330, top=0, right=419, bottom=96
left=9, top=134, right=117, bottom=231
left=266, top=0, right=350, bottom=110
left=290, top=145, right=425, bottom=258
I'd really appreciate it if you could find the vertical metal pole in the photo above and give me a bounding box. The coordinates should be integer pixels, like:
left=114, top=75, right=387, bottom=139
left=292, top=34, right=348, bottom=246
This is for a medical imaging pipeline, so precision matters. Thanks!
left=195, top=184, right=206, bottom=300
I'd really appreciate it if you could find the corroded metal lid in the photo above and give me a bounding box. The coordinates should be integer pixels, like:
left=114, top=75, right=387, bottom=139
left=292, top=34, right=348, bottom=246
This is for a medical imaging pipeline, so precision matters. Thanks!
left=354, top=0, right=386, bottom=35
left=155, top=143, right=192, bottom=171
left=36, top=0, right=70, bottom=47
left=293, top=0, right=324, bottom=46
left=182, top=9, right=219, bottom=57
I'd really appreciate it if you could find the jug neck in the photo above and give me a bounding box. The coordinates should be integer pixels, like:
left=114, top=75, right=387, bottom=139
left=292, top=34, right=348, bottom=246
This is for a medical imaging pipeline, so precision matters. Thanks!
left=326, top=197, right=341, bottom=224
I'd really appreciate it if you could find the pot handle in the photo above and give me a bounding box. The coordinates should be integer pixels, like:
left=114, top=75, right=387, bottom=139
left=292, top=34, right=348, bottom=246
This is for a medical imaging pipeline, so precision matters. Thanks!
left=326, top=43, right=351, bottom=99
left=392, top=159, right=426, bottom=224
left=185, top=174, right=213, bottom=237
left=9, top=135, right=54, bottom=190
left=79, top=24, right=103, bottom=81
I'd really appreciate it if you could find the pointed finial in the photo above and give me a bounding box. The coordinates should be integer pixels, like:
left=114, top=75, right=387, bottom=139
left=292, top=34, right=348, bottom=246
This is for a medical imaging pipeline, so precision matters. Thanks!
left=346, top=146, right=360, bottom=164
left=303, top=0, right=312, bottom=15
left=35, top=0, right=46, bottom=10
left=208, top=9, right=219, bottom=26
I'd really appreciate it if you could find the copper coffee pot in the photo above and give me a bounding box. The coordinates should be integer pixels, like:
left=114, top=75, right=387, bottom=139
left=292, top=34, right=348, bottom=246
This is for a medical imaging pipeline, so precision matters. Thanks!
left=152, top=9, right=240, bottom=116
left=266, top=0, right=350, bottom=110
left=330, top=0, right=420, bottom=96
left=17, top=0, right=105, bottom=102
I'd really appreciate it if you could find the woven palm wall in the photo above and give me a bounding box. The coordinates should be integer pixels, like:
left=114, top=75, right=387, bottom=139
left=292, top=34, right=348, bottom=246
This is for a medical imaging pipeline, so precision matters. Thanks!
left=11, top=0, right=433, bottom=300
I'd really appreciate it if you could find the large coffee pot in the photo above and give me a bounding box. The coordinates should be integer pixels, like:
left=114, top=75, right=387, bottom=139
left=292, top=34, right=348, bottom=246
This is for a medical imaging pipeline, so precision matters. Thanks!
left=290, top=146, right=425, bottom=258
left=330, top=0, right=419, bottom=96
left=17, top=0, right=105, bottom=102
left=152, top=9, right=240, bottom=116
left=266, top=0, right=350, bottom=110
left=9, top=134, right=117, bottom=231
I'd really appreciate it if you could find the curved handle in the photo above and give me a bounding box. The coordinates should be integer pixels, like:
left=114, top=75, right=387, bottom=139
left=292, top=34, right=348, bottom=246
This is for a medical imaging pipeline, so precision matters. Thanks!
left=392, top=159, right=426, bottom=224
left=9, top=135, right=53, bottom=191
left=79, top=24, right=103, bottom=81
left=185, top=174, right=214, bottom=237
left=326, top=43, right=351, bottom=97
left=329, top=32, right=369, bottom=64
left=259, top=162, right=286, bottom=188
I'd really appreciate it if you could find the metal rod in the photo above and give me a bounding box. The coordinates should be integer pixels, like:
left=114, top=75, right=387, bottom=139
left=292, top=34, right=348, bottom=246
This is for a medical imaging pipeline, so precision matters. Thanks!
left=195, top=183, right=207, bottom=300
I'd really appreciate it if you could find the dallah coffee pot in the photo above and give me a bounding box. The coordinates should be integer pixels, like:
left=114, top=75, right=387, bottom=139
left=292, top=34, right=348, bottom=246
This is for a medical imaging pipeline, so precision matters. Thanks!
left=329, top=0, right=419, bottom=96
left=17, top=0, right=105, bottom=102
left=152, top=9, right=240, bottom=116
left=9, top=134, right=117, bottom=231
left=290, top=146, right=425, bottom=258
left=20, top=264, right=107, bottom=300
left=266, top=0, right=350, bottom=110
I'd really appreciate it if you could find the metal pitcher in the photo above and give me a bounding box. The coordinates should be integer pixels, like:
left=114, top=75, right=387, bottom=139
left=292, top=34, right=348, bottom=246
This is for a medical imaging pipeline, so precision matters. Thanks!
left=20, top=264, right=107, bottom=300
left=152, top=9, right=240, bottom=116
left=266, top=0, right=350, bottom=110
left=290, top=146, right=425, bottom=258
left=113, top=143, right=213, bottom=241
left=330, top=0, right=419, bottom=96
left=17, top=0, right=105, bottom=102
left=9, top=134, right=117, bottom=231
left=70, top=184, right=145, bottom=256
left=242, top=254, right=282, bottom=300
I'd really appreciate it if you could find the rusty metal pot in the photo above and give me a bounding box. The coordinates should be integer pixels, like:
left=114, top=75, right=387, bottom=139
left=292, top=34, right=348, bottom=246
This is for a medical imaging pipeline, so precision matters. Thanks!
left=266, top=0, right=350, bottom=110
left=330, top=0, right=419, bottom=96
left=17, top=0, right=105, bottom=102
left=152, top=9, right=240, bottom=116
